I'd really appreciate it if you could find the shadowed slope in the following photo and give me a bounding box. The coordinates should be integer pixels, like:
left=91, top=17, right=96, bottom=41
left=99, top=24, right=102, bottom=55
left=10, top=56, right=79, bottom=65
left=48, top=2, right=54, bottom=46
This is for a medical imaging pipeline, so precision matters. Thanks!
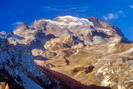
left=38, top=66, right=111, bottom=89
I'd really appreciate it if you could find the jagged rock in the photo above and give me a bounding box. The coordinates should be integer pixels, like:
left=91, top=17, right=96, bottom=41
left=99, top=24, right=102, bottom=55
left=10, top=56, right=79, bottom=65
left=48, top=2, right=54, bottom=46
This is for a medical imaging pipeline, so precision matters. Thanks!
left=13, top=23, right=30, bottom=36
left=88, top=17, right=127, bottom=42
left=32, top=19, right=47, bottom=29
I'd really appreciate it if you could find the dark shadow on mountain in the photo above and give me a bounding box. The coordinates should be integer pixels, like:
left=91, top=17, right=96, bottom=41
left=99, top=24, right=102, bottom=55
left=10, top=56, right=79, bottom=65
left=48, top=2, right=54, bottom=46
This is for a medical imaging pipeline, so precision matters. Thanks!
left=92, top=31, right=111, bottom=38
left=38, top=66, right=111, bottom=89
left=9, top=33, right=25, bottom=40
left=85, top=66, right=95, bottom=73
left=0, top=69, right=24, bottom=89
left=33, top=55, right=48, bottom=60
left=29, top=32, right=56, bottom=49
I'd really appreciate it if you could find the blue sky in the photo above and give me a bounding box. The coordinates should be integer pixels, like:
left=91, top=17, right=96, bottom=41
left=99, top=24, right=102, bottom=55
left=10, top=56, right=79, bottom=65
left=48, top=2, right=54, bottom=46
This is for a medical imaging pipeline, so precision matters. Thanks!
left=0, top=0, right=133, bottom=40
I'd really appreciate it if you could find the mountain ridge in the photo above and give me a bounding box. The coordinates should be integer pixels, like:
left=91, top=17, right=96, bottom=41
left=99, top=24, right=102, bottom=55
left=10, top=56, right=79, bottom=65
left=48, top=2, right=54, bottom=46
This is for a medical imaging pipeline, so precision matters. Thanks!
left=0, top=16, right=133, bottom=89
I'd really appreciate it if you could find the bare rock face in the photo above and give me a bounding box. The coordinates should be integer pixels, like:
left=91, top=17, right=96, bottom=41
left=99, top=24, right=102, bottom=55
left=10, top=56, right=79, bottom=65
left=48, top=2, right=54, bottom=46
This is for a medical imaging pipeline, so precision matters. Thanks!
left=88, top=17, right=127, bottom=42
left=0, top=38, right=68, bottom=89
left=0, top=16, right=132, bottom=89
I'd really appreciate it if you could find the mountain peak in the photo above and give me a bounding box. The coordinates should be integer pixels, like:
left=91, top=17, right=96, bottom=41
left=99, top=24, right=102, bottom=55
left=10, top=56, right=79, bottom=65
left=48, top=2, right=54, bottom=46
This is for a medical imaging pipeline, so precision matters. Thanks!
left=0, top=16, right=132, bottom=89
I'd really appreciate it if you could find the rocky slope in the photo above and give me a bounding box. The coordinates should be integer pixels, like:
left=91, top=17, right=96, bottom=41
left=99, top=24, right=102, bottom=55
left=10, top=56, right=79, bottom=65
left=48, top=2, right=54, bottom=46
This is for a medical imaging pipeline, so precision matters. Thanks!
left=0, top=16, right=133, bottom=89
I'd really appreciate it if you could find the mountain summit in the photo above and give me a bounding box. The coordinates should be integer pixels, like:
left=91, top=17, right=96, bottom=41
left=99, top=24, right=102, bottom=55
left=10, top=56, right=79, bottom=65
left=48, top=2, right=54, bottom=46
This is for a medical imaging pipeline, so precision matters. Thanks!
left=0, top=16, right=133, bottom=89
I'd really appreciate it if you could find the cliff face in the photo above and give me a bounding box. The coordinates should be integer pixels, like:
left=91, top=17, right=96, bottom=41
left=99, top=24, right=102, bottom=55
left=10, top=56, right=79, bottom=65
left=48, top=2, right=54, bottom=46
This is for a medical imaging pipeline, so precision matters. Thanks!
left=0, top=16, right=133, bottom=89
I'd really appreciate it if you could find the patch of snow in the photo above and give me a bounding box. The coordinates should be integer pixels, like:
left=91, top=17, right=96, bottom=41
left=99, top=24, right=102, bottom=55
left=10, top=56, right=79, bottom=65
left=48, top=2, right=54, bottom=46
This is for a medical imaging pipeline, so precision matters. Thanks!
left=45, top=20, right=63, bottom=28
left=46, top=16, right=94, bottom=27
left=56, top=16, right=77, bottom=21
left=101, top=76, right=113, bottom=86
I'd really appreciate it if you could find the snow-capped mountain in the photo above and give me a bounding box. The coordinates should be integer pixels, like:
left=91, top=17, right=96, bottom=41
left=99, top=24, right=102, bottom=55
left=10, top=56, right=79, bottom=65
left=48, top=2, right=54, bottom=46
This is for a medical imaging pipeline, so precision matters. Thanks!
left=0, top=16, right=132, bottom=89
